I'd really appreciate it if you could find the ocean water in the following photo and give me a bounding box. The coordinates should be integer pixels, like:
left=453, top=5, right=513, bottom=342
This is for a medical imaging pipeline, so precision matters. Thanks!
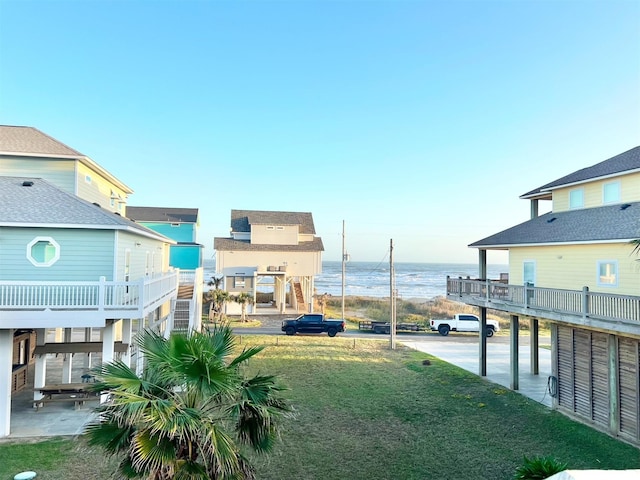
left=203, top=259, right=507, bottom=301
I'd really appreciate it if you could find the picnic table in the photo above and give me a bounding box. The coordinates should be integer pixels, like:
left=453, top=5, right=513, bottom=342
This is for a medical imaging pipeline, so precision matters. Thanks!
left=34, top=383, right=98, bottom=410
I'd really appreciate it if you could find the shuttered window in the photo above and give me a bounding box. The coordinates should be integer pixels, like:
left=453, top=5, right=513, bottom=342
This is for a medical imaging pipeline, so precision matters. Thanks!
left=618, top=338, right=640, bottom=441
left=591, top=333, right=609, bottom=428
left=556, top=327, right=611, bottom=431
left=557, top=327, right=574, bottom=410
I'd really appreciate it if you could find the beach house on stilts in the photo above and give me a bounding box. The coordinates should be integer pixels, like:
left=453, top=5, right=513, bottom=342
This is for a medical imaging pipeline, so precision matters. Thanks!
left=0, top=126, right=183, bottom=437
left=126, top=207, right=204, bottom=332
left=447, top=146, right=640, bottom=446
left=214, top=210, right=324, bottom=315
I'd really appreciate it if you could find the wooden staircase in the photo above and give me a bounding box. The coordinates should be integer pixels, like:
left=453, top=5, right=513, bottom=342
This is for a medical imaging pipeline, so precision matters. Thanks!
left=178, top=284, right=194, bottom=299
left=293, top=282, right=305, bottom=311
left=174, top=284, right=195, bottom=331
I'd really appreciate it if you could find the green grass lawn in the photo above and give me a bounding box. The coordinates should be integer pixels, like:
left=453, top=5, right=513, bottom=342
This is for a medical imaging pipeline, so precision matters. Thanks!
left=1, top=336, right=639, bottom=480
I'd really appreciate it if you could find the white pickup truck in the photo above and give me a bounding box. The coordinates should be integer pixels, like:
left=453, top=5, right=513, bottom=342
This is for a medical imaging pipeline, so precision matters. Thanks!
left=430, top=314, right=500, bottom=337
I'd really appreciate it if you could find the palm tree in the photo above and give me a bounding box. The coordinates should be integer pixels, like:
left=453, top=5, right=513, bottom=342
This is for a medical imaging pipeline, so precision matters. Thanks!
left=208, top=289, right=230, bottom=322
left=85, top=326, right=291, bottom=480
left=233, top=293, right=255, bottom=322
left=632, top=239, right=640, bottom=256
left=205, top=276, right=224, bottom=321
left=314, top=292, right=330, bottom=315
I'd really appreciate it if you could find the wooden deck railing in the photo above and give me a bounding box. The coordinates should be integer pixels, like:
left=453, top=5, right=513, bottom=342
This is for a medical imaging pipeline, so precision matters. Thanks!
left=446, top=276, right=640, bottom=324
left=0, top=271, right=178, bottom=316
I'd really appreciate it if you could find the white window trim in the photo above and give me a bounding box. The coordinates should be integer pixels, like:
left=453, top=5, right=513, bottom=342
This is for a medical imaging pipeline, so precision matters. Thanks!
left=602, top=180, right=621, bottom=204
left=26, top=236, right=60, bottom=267
left=596, top=260, right=618, bottom=287
left=569, top=188, right=584, bottom=209
left=523, top=260, right=536, bottom=286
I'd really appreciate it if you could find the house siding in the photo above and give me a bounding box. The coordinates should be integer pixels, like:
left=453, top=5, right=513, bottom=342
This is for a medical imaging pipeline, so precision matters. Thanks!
left=169, top=245, right=202, bottom=270
left=0, top=157, right=76, bottom=194
left=140, top=222, right=195, bottom=243
left=217, top=250, right=322, bottom=277
left=508, top=244, right=640, bottom=295
left=251, top=224, right=298, bottom=245
left=552, top=172, right=640, bottom=212
left=76, top=162, right=128, bottom=214
left=0, top=227, right=115, bottom=281
left=114, top=231, right=167, bottom=281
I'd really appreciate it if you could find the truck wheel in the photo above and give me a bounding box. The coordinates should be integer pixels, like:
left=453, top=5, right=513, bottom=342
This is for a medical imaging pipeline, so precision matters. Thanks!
left=327, top=327, right=337, bottom=337
left=438, top=325, right=450, bottom=336
left=485, top=327, right=495, bottom=338
left=285, top=326, right=295, bottom=336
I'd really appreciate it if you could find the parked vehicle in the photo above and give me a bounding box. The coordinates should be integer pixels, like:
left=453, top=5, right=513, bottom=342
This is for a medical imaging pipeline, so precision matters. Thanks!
left=430, top=314, right=500, bottom=337
left=358, top=321, right=425, bottom=334
left=281, top=314, right=346, bottom=337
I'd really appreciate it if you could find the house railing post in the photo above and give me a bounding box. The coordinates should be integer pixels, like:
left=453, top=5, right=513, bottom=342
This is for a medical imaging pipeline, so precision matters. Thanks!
left=582, top=286, right=589, bottom=319
left=98, top=276, right=106, bottom=312
left=486, top=278, right=490, bottom=301
left=458, top=276, right=462, bottom=298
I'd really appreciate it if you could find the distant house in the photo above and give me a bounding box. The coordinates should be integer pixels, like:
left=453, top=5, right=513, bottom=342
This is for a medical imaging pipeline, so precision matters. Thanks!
left=0, top=126, right=181, bottom=437
left=447, top=146, right=640, bottom=446
left=0, top=125, right=133, bottom=214
left=214, top=210, right=324, bottom=314
left=126, top=206, right=204, bottom=331
left=126, top=207, right=203, bottom=270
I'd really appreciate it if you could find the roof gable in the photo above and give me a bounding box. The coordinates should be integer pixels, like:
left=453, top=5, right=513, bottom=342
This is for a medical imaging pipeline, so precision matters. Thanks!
left=0, top=125, right=84, bottom=157
left=127, top=206, right=199, bottom=223
left=470, top=202, right=640, bottom=248
left=521, top=146, right=640, bottom=199
left=0, top=176, right=172, bottom=242
left=230, top=209, right=316, bottom=234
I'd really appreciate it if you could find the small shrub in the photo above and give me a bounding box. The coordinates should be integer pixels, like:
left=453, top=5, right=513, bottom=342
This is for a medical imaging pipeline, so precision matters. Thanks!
left=514, top=455, right=568, bottom=480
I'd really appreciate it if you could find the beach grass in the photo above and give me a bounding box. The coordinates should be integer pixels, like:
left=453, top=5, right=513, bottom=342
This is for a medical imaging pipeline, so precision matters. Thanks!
left=1, top=335, right=637, bottom=480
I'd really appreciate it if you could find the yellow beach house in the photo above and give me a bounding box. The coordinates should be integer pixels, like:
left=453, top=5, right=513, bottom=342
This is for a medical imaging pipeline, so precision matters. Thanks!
left=447, top=146, right=640, bottom=446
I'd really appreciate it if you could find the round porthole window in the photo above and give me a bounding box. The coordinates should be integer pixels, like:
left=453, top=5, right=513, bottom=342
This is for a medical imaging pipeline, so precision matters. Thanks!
left=27, top=237, right=60, bottom=267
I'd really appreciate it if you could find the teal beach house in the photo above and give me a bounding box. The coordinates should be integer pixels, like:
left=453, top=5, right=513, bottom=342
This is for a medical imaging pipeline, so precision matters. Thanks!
left=0, top=126, right=202, bottom=437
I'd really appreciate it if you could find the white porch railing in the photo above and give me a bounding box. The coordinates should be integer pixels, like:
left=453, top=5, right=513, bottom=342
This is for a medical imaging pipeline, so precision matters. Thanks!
left=0, top=271, right=179, bottom=317
left=446, top=276, right=640, bottom=324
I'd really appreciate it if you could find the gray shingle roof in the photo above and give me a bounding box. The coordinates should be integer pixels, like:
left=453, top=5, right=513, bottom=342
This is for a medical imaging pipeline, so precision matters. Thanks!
left=230, top=209, right=316, bottom=234
left=0, top=176, right=172, bottom=242
left=127, top=206, right=199, bottom=223
left=0, top=125, right=84, bottom=157
left=469, top=202, right=640, bottom=248
left=521, top=146, right=640, bottom=199
left=214, top=237, right=324, bottom=252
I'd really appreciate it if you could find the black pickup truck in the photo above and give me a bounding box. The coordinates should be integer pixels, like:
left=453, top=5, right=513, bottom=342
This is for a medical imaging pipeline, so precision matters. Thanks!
left=281, top=314, right=346, bottom=337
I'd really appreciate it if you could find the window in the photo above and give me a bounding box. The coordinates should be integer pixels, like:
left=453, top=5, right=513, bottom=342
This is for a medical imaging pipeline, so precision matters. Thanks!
left=603, top=181, right=620, bottom=204
left=234, top=276, right=246, bottom=288
left=597, top=261, right=618, bottom=286
left=276, top=226, right=285, bottom=230
left=266, top=226, right=275, bottom=230
left=523, top=261, right=536, bottom=286
left=569, top=188, right=584, bottom=209
left=85, top=174, right=92, bottom=184
left=27, top=237, right=60, bottom=267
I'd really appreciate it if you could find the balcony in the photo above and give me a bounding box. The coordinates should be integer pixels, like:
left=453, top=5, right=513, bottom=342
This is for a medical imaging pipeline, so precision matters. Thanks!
left=0, top=271, right=179, bottom=329
left=446, top=277, right=640, bottom=335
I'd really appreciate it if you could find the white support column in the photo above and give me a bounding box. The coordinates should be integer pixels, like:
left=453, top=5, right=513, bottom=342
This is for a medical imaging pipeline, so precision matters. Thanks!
left=0, top=329, right=13, bottom=437
left=102, top=320, right=116, bottom=365
left=101, top=320, right=116, bottom=403
left=121, top=318, right=132, bottom=368
left=510, top=315, right=520, bottom=390
left=84, top=327, right=93, bottom=369
left=61, top=328, right=73, bottom=383
left=33, top=329, right=47, bottom=403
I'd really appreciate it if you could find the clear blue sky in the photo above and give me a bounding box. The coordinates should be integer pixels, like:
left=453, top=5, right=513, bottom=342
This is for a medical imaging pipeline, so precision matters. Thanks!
left=1, top=0, right=638, bottom=263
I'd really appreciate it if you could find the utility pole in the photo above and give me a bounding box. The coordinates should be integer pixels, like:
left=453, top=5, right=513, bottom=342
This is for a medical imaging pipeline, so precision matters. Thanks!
left=341, top=220, right=346, bottom=321
left=390, top=238, right=396, bottom=350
